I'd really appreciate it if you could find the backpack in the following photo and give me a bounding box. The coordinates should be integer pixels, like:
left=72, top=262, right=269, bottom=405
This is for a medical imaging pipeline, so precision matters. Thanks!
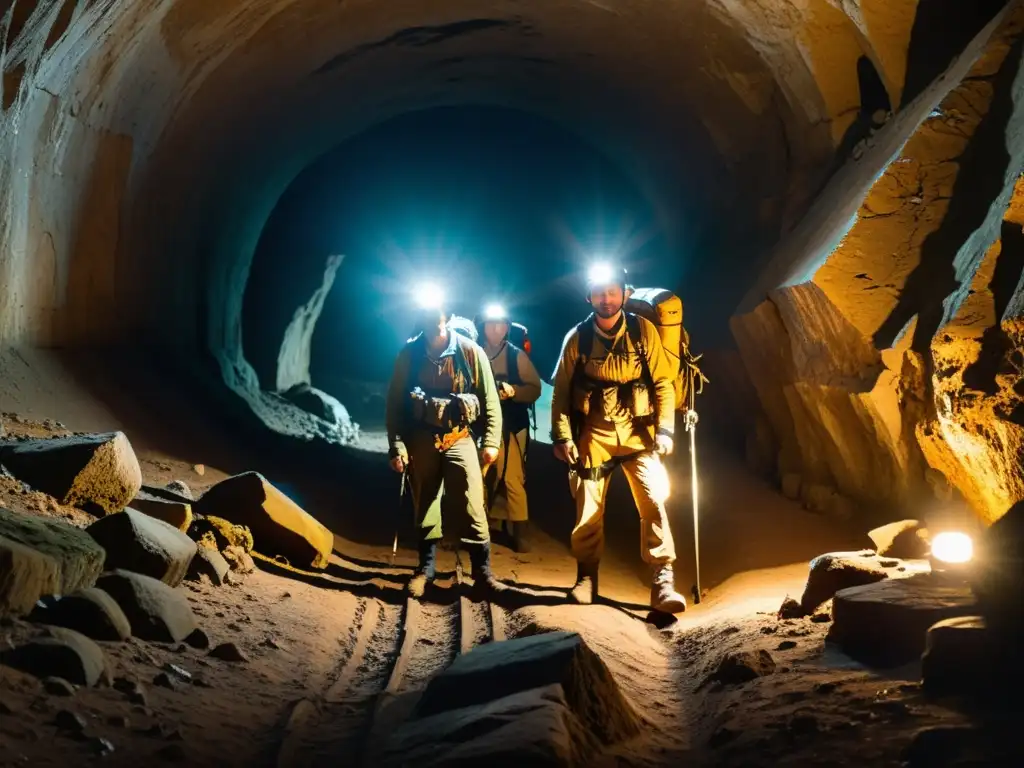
left=507, top=322, right=532, bottom=357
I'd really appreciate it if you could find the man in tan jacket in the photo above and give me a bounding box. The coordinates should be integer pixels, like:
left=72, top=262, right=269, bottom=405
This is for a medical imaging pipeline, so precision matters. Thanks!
left=386, top=288, right=505, bottom=598
left=476, top=305, right=543, bottom=552
left=550, top=264, right=688, bottom=613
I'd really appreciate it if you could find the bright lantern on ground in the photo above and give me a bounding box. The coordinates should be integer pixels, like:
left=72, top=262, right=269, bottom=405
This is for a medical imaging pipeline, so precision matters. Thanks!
left=931, top=531, right=973, bottom=564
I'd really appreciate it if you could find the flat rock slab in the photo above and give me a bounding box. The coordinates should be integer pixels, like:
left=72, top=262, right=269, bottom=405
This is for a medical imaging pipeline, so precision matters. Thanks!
left=195, top=472, right=332, bottom=569
left=381, top=684, right=592, bottom=768
left=0, top=626, right=107, bottom=687
left=0, top=432, right=142, bottom=515
left=868, top=520, right=930, bottom=559
left=96, top=569, right=198, bottom=643
left=0, top=507, right=106, bottom=596
left=0, top=534, right=60, bottom=615
left=87, top=508, right=197, bottom=587
left=31, top=587, right=132, bottom=642
left=186, top=546, right=230, bottom=586
left=130, top=487, right=193, bottom=532
left=800, top=550, right=897, bottom=614
left=416, top=631, right=639, bottom=746
left=828, top=575, right=977, bottom=667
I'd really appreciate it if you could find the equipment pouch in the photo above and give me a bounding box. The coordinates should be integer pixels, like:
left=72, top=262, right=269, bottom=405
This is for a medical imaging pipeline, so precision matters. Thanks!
left=454, top=393, right=481, bottom=424
left=629, top=380, right=653, bottom=418
left=419, top=396, right=452, bottom=428
left=409, top=387, right=428, bottom=422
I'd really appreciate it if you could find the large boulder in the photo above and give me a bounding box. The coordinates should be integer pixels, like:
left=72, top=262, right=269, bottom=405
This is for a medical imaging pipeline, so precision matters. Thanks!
left=799, top=551, right=893, bottom=614
left=0, top=535, right=60, bottom=615
left=96, top=569, right=198, bottom=643
left=0, top=432, right=142, bottom=515
left=868, top=520, right=931, bottom=559
left=130, top=486, right=193, bottom=531
left=972, top=500, right=1024, bottom=640
left=828, top=575, right=977, bottom=666
left=380, top=684, right=593, bottom=768
left=194, top=472, right=332, bottom=569
left=0, top=626, right=108, bottom=686
left=87, top=508, right=197, bottom=587
left=416, top=631, right=639, bottom=747
left=0, top=507, right=105, bottom=595
left=30, top=587, right=132, bottom=642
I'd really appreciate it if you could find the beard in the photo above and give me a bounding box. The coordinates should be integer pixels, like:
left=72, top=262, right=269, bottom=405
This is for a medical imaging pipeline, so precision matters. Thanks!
left=594, top=302, right=622, bottom=319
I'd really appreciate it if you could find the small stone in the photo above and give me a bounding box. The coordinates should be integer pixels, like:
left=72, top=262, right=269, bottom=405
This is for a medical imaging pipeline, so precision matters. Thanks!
left=707, top=650, right=776, bottom=686
left=54, top=709, right=87, bottom=732
left=261, top=636, right=281, bottom=649
left=185, top=628, right=210, bottom=650
left=776, top=641, right=797, bottom=651
left=90, top=737, right=115, bottom=755
left=43, top=677, right=76, bottom=696
left=192, top=464, right=205, bottom=476
left=760, top=625, right=777, bottom=635
left=221, top=546, right=255, bottom=575
left=162, top=663, right=192, bottom=683
left=164, top=480, right=194, bottom=501
left=811, top=611, right=831, bottom=623
left=209, top=642, right=248, bottom=662
left=778, top=596, right=805, bottom=619
left=153, top=672, right=176, bottom=689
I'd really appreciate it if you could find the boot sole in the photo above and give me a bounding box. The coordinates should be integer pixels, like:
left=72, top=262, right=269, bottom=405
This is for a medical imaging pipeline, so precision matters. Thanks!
left=651, top=599, right=687, bottom=614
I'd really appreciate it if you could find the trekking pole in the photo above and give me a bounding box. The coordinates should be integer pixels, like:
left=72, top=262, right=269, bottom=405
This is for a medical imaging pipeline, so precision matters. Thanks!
left=392, top=467, right=408, bottom=565
left=687, top=413, right=701, bottom=605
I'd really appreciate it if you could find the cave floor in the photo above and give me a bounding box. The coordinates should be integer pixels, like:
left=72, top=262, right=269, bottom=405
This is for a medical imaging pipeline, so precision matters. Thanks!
left=0, top=350, right=998, bottom=767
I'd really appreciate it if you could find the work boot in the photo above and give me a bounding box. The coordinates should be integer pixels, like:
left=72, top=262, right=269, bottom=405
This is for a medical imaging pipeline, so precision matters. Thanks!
left=467, top=541, right=508, bottom=597
left=650, top=563, right=687, bottom=614
left=408, top=539, right=438, bottom=598
left=570, top=561, right=598, bottom=605
left=509, top=521, right=531, bottom=554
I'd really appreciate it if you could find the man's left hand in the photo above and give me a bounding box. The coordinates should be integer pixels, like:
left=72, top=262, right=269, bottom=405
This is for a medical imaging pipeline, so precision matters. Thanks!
left=498, top=382, right=515, bottom=400
left=655, top=434, right=674, bottom=456
left=481, top=446, right=499, bottom=466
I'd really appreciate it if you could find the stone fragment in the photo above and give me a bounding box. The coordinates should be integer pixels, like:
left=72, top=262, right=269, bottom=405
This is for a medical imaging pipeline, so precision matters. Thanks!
left=164, top=480, right=194, bottom=501
left=187, top=516, right=253, bottom=553
left=221, top=545, right=255, bottom=574
left=87, top=509, right=197, bottom=587
left=194, top=472, right=332, bottom=569
left=800, top=550, right=890, bottom=614
left=868, top=520, right=930, bottom=559
left=185, top=628, right=210, bottom=650
left=192, top=464, right=205, bottom=476
left=209, top=642, right=248, bottom=662
left=828, top=575, right=977, bottom=666
left=43, top=677, right=76, bottom=696
left=921, top=616, right=993, bottom=695
left=96, top=570, right=198, bottom=643
left=416, top=631, right=639, bottom=746
left=0, top=535, right=60, bottom=615
left=0, top=508, right=105, bottom=595
left=130, top=487, right=193, bottom=532
left=55, top=709, right=87, bottom=732
left=381, top=684, right=594, bottom=768
left=1, top=626, right=107, bottom=686
left=0, top=432, right=142, bottom=515
left=706, top=650, right=776, bottom=686
left=185, top=547, right=229, bottom=586
left=30, top=587, right=132, bottom=641
left=778, top=596, right=805, bottom=619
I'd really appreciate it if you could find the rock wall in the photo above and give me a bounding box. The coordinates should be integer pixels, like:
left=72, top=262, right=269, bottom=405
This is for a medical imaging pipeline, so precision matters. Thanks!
left=275, top=254, right=343, bottom=393
left=732, top=3, right=1024, bottom=525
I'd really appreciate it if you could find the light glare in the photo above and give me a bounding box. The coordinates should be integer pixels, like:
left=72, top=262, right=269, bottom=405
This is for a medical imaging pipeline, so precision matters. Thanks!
left=931, top=531, right=973, bottom=564
left=587, top=262, right=614, bottom=287
left=415, top=282, right=445, bottom=310
left=484, top=303, right=507, bottom=321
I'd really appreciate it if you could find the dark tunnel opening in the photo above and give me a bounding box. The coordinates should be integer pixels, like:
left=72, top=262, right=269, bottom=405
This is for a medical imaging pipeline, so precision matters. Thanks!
left=243, top=105, right=689, bottom=421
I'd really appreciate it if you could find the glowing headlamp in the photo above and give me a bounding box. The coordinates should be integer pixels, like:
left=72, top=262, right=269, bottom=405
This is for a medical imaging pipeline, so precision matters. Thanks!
left=484, top=303, right=508, bottom=322
left=415, top=282, right=445, bottom=311
left=587, top=262, right=615, bottom=288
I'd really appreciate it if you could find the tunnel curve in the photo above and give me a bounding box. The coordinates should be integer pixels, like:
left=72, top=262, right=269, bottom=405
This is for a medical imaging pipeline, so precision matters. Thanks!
left=0, top=0, right=1000, bottom=416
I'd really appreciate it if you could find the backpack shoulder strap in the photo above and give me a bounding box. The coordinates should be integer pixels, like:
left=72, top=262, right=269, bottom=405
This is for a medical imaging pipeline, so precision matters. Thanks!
left=506, top=343, right=521, bottom=386
left=626, top=313, right=653, bottom=389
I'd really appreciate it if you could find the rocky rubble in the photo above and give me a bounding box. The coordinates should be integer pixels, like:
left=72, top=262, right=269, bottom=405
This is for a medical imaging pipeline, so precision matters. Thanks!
left=86, top=508, right=198, bottom=587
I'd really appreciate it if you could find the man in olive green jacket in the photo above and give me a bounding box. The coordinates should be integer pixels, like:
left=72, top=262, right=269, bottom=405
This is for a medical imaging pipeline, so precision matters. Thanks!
left=386, top=299, right=505, bottom=598
left=550, top=265, right=688, bottom=614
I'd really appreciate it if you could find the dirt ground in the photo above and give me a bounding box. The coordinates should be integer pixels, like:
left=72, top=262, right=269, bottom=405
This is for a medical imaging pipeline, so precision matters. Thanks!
left=0, top=349, right=1004, bottom=767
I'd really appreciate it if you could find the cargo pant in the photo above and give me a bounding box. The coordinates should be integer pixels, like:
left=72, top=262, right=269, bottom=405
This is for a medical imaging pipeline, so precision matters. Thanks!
left=486, top=428, right=529, bottom=523
left=407, top=431, right=490, bottom=545
left=571, top=422, right=676, bottom=566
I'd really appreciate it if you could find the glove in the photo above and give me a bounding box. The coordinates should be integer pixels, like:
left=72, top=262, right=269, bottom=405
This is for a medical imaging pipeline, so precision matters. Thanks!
left=685, top=409, right=699, bottom=430
left=389, top=445, right=408, bottom=473
left=655, top=433, right=674, bottom=456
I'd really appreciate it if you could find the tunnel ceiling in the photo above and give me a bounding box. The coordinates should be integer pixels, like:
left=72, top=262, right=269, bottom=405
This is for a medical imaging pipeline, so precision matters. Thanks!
left=0, top=0, right=1010, bottom=382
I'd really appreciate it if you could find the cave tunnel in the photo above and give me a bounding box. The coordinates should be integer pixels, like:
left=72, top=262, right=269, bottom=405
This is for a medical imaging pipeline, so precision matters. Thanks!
left=3, top=1, right=1024, bottom=766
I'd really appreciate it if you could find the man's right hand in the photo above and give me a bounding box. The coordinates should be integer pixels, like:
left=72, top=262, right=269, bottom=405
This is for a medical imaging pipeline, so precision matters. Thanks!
left=553, top=441, right=578, bottom=465
left=389, top=450, right=408, bottom=473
